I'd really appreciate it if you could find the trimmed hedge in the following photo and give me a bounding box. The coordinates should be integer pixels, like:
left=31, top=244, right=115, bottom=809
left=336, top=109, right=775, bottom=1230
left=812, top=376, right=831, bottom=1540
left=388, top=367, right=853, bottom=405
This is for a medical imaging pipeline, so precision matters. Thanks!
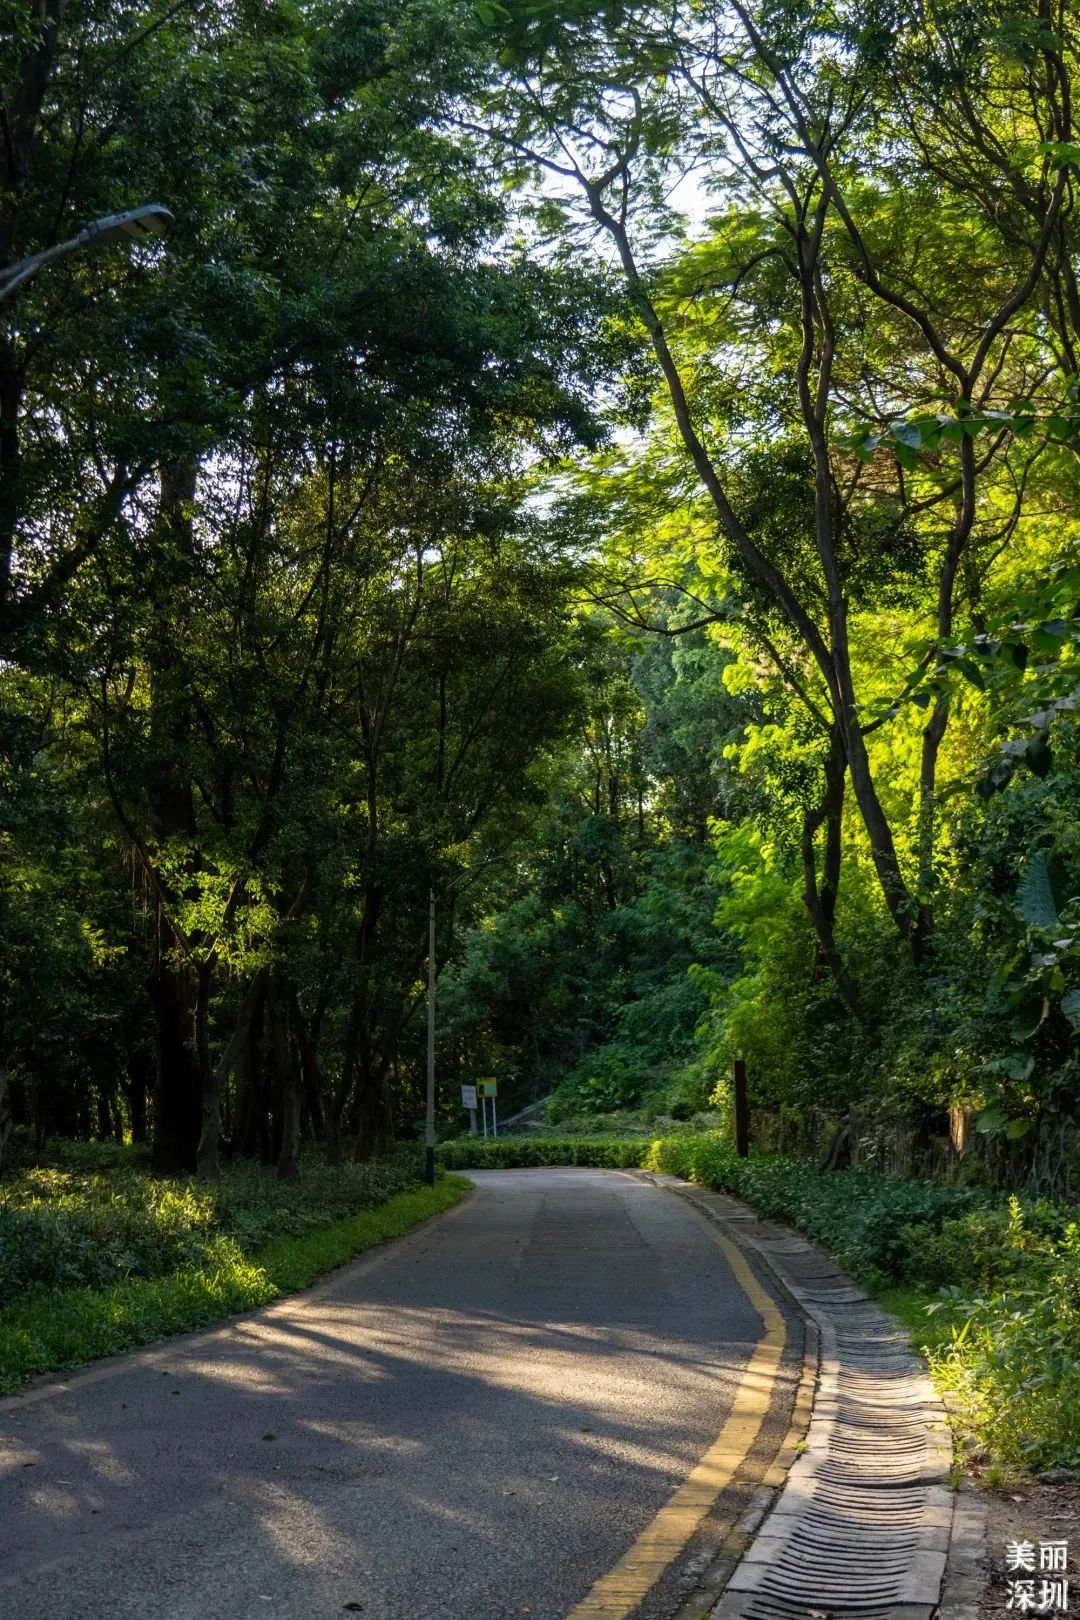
left=437, top=1136, right=651, bottom=1170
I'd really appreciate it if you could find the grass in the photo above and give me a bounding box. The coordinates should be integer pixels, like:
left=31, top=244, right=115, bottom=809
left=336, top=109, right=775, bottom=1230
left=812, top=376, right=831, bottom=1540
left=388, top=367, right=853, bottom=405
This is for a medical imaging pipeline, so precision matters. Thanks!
left=871, top=1284, right=947, bottom=1349
left=0, top=1163, right=469, bottom=1394
left=0, top=1136, right=436, bottom=1305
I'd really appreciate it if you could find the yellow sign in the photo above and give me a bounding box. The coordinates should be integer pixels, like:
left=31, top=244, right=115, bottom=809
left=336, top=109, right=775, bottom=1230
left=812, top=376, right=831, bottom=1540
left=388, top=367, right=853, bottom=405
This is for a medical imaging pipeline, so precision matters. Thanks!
left=479, top=1078, right=498, bottom=1097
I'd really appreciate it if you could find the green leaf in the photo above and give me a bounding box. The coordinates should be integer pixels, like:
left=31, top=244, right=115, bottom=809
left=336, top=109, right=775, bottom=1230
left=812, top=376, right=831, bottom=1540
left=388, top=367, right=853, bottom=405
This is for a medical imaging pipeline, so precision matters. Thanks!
left=890, top=419, right=923, bottom=449
left=1010, top=996, right=1048, bottom=1041
left=1031, top=619, right=1071, bottom=655
left=1005, top=1117, right=1034, bottom=1140
left=1061, top=989, right=1080, bottom=1030
left=1016, top=850, right=1060, bottom=929
left=909, top=415, right=942, bottom=450
left=953, top=656, right=986, bottom=691
left=1038, top=139, right=1080, bottom=171
left=975, top=1109, right=1006, bottom=1135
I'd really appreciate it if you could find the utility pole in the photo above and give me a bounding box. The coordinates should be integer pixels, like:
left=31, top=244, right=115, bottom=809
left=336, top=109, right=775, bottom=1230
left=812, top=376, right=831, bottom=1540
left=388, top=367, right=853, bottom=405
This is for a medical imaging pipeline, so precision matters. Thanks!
left=733, top=1058, right=749, bottom=1159
left=424, top=887, right=436, bottom=1185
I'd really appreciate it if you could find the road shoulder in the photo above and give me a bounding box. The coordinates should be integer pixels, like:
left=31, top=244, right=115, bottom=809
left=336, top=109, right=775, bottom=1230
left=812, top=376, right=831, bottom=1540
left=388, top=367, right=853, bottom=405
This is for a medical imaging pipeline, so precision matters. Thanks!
left=642, top=1172, right=955, bottom=1620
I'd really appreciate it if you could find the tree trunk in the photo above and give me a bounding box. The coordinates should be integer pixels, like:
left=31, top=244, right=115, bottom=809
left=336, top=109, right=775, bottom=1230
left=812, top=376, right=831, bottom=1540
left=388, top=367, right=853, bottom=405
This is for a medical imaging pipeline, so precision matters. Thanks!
left=124, top=1050, right=150, bottom=1144
left=0, top=1048, right=11, bottom=1176
left=194, top=975, right=220, bottom=1179
left=198, top=968, right=266, bottom=1179
left=819, top=1113, right=852, bottom=1173
left=148, top=460, right=202, bottom=1174
left=324, top=1100, right=343, bottom=1166
left=232, top=980, right=267, bottom=1158
left=149, top=937, right=202, bottom=1174
left=326, top=988, right=362, bottom=1166
left=145, top=463, right=202, bottom=1172
left=292, top=993, right=326, bottom=1140
left=801, top=728, right=864, bottom=1020
left=270, top=980, right=301, bottom=1181
left=354, top=1072, right=382, bottom=1163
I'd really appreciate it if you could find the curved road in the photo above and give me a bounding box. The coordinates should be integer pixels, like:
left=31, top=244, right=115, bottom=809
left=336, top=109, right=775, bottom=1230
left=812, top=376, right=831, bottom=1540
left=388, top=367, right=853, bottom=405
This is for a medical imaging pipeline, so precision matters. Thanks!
left=0, top=1168, right=801, bottom=1620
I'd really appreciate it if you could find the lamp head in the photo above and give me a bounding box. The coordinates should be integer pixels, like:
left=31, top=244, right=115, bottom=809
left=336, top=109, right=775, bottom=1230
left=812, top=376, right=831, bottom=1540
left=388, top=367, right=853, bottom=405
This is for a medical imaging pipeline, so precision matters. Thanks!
left=79, top=205, right=175, bottom=249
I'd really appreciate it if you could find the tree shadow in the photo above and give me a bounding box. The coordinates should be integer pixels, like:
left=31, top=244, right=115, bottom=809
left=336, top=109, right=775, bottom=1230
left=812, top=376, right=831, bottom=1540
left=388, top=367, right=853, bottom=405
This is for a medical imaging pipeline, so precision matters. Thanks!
left=0, top=1168, right=779, bottom=1620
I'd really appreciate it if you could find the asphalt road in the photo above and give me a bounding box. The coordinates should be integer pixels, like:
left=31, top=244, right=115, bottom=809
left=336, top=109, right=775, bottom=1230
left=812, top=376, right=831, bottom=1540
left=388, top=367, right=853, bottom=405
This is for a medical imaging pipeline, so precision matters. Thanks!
left=0, top=1168, right=799, bottom=1620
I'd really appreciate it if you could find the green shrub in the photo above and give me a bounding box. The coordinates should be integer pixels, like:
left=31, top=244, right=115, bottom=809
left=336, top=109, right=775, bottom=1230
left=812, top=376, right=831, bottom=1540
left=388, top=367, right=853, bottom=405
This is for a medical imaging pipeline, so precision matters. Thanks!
left=929, top=1214, right=1080, bottom=1471
left=437, top=1137, right=651, bottom=1170
left=0, top=1176, right=469, bottom=1393
left=897, top=1196, right=1061, bottom=1292
left=641, top=1135, right=990, bottom=1287
left=0, top=1144, right=425, bottom=1302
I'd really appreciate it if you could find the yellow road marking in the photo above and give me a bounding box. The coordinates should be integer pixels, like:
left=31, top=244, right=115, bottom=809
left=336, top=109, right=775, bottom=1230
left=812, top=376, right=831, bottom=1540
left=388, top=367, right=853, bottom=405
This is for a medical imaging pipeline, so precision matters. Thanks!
left=568, top=1197, right=786, bottom=1619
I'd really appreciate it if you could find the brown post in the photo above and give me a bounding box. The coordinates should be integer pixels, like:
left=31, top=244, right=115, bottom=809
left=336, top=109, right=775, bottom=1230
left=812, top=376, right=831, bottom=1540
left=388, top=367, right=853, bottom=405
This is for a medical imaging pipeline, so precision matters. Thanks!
left=733, top=1058, right=749, bottom=1159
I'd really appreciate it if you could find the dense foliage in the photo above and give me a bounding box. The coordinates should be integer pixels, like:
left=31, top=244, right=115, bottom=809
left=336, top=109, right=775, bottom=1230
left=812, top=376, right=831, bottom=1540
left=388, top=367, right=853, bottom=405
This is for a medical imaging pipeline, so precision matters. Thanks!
left=2, top=0, right=1080, bottom=1198
left=0, top=1135, right=427, bottom=1302
left=0, top=1133, right=465, bottom=1391
left=0, top=0, right=613, bottom=1176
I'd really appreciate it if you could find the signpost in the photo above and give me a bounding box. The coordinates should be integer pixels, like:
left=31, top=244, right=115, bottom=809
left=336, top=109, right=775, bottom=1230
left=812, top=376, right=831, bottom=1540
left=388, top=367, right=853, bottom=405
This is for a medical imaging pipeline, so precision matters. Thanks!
left=479, top=1078, right=498, bottom=1138
left=460, top=1084, right=478, bottom=1137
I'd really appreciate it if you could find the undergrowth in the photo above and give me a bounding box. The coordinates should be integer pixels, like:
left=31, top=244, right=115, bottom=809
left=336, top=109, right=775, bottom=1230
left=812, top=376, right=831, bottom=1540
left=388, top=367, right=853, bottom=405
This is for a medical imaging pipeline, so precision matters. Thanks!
left=0, top=1141, right=425, bottom=1304
left=0, top=1142, right=467, bottom=1392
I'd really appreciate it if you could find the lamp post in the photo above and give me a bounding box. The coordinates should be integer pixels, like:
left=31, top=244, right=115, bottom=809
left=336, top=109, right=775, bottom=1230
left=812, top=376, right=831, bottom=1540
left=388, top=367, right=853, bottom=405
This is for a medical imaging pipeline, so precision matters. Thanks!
left=424, top=886, right=436, bottom=1186
left=0, top=204, right=175, bottom=307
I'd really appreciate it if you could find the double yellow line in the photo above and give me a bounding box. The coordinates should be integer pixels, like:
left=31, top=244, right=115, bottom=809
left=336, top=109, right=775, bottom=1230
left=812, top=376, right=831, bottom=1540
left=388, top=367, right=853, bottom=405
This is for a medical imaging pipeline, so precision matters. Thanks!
left=568, top=1205, right=786, bottom=1619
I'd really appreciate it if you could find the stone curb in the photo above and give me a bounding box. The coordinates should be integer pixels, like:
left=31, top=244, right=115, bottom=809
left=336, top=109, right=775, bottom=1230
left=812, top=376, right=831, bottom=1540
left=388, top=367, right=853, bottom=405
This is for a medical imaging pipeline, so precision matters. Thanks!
left=938, top=1482, right=989, bottom=1620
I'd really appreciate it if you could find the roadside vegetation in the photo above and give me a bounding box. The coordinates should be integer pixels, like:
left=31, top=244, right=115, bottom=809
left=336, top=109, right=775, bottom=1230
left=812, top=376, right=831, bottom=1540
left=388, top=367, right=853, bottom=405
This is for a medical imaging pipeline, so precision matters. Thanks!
left=0, top=1137, right=466, bottom=1392
left=6, top=0, right=1080, bottom=1195
left=3, top=0, right=1080, bottom=1509
left=440, top=1133, right=1080, bottom=1476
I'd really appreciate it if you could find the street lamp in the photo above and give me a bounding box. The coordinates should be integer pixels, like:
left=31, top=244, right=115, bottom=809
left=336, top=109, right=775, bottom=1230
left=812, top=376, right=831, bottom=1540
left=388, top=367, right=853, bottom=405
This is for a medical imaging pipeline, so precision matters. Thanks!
left=425, top=886, right=436, bottom=1186
left=0, top=204, right=175, bottom=307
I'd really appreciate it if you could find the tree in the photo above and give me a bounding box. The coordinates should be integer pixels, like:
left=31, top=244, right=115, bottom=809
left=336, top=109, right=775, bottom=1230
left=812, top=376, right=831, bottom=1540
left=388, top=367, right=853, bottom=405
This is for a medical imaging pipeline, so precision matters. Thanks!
left=470, top=0, right=1076, bottom=987
left=0, top=0, right=611, bottom=1172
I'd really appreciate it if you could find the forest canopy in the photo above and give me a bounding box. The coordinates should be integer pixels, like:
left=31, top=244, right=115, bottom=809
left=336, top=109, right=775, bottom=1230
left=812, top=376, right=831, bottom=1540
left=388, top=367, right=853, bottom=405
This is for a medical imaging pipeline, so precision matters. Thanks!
left=2, top=0, right=1079, bottom=1192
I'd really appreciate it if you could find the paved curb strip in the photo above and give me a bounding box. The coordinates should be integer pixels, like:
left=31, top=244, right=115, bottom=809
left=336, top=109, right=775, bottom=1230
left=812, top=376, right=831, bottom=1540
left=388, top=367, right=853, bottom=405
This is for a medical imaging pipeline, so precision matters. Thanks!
left=645, top=1175, right=955, bottom=1620
left=937, top=1484, right=989, bottom=1620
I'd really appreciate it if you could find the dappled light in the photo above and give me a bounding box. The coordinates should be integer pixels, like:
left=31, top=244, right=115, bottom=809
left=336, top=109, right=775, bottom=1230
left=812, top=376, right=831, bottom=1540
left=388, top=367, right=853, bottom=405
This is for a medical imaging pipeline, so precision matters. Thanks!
left=0, top=1171, right=799, bottom=1620
left=3, top=0, right=1080, bottom=1614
